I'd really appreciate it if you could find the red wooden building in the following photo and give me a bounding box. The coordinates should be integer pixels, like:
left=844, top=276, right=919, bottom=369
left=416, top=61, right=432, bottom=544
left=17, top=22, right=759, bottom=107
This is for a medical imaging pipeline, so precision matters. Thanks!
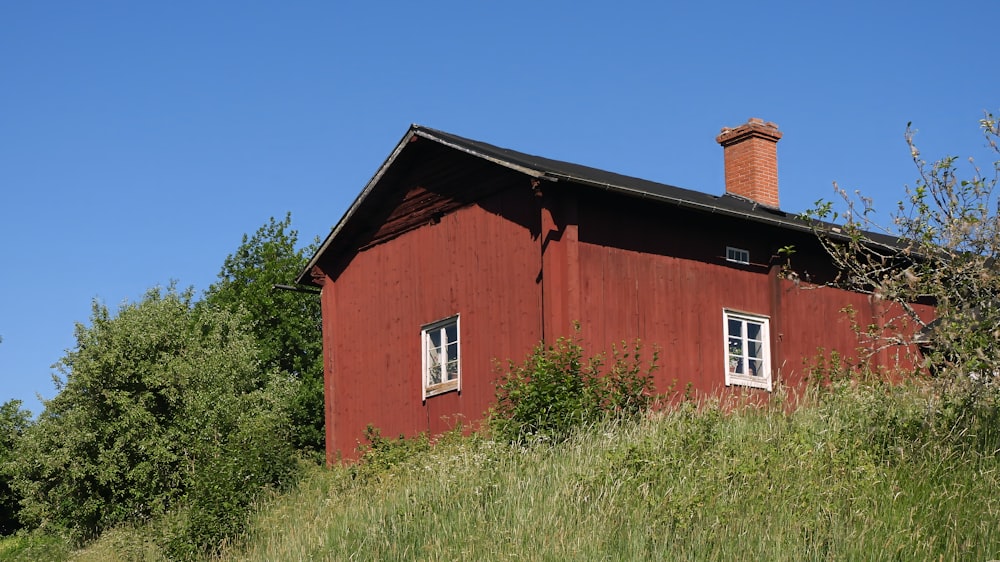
left=298, top=118, right=931, bottom=463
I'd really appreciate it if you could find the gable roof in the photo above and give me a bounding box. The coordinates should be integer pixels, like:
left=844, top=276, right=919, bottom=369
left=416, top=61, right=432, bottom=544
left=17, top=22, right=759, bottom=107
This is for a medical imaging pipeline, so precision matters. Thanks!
left=297, top=124, right=899, bottom=285
left=415, top=125, right=802, bottom=223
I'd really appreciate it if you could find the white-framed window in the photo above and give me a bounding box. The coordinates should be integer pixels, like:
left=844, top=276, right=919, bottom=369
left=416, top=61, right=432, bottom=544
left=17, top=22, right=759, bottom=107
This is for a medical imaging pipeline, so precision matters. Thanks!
left=726, top=246, right=750, bottom=265
left=723, top=309, right=772, bottom=391
left=422, top=315, right=460, bottom=399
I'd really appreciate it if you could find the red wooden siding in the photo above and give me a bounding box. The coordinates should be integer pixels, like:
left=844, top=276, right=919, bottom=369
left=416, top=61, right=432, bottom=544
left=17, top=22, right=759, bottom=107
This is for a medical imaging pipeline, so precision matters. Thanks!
left=539, top=189, right=582, bottom=342
left=777, top=284, right=933, bottom=380
left=316, top=168, right=933, bottom=462
left=320, top=186, right=542, bottom=460
left=577, top=241, right=775, bottom=395
left=572, top=189, right=930, bottom=397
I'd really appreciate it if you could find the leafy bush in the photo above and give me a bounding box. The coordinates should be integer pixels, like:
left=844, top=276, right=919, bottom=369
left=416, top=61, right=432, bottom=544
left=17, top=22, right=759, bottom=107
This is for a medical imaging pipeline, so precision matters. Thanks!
left=0, top=400, right=30, bottom=536
left=490, top=335, right=657, bottom=443
left=350, top=426, right=432, bottom=483
left=203, top=214, right=325, bottom=455
left=164, top=376, right=299, bottom=559
left=9, top=287, right=300, bottom=556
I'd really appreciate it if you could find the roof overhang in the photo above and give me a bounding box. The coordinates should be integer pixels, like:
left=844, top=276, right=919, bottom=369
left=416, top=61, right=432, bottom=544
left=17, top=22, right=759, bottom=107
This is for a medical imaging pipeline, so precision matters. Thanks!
left=296, top=126, right=557, bottom=286
left=297, top=125, right=906, bottom=286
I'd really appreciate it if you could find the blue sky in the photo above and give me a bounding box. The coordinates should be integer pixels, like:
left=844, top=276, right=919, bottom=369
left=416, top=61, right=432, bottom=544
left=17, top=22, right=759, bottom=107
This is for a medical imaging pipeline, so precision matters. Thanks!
left=2, top=1, right=997, bottom=415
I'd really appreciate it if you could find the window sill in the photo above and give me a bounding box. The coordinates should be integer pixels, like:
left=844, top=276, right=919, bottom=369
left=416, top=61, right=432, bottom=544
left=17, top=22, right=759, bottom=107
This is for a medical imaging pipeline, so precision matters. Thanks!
left=424, top=379, right=459, bottom=399
left=726, top=376, right=772, bottom=392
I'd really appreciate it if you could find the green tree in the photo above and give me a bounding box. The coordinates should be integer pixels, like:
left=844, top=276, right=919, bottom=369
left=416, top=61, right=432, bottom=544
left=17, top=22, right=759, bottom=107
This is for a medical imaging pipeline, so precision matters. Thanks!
left=807, top=112, right=1000, bottom=382
left=0, top=399, right=31, bottom=535
left=203, top=214, right=324, bottom=453
left=10, top=287, right=299, bottom=553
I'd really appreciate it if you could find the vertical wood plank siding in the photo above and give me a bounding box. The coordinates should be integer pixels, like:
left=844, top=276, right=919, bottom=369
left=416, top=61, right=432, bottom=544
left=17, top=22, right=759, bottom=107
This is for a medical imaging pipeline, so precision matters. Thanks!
left=574, top=189, right=930, bottom=397
left=320, top=175, right=932, bottom=461
left=324, top=186, right=541, bottom=459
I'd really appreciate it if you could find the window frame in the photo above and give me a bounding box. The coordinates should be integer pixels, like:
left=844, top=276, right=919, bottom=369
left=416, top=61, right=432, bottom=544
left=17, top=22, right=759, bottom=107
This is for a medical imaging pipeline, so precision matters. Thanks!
left=726, top=246, right=750, bottom=265
left=723, top=309, right=772, bottom=391
left=421, top=314, right=461, bottom=399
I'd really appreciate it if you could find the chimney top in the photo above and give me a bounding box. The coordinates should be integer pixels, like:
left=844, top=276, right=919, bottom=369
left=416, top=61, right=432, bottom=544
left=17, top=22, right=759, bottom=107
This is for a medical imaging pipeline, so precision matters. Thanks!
left=716, top=117, right=782, bottom=209
left=716, top=117, right=782, bottom=146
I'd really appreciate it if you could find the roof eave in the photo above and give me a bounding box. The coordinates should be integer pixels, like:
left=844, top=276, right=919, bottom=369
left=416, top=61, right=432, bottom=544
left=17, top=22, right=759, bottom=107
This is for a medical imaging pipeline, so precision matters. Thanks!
left=544, top=171, right=817, bottom=237
left=296, top=126, right=554, bottom=286
left=297, top=126, right=906, bottom=286
left=414, top=127, right=548, bottom=180
left=296, top=127, right=421, bottom=285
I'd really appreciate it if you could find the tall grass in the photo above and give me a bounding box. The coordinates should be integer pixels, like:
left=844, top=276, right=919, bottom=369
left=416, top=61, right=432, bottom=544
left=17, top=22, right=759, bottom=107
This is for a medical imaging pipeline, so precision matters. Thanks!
left=219, top=381, right=1000, bottom=561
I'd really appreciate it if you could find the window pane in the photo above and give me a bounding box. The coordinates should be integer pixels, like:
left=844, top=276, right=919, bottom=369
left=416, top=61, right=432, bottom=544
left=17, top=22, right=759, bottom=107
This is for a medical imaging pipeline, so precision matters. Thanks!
left=428, top=329, right=443, bottom=386
left=428, top=341, right=442, bottom=384
left=446, top=338, right=459, bottom=381
left=424, top=317, right=459, bottom=393
left=728, top=337, right=743, bottom=356
left=730, top=356, right=744, bottom=374
left=724, top=312, right=770, bottom=387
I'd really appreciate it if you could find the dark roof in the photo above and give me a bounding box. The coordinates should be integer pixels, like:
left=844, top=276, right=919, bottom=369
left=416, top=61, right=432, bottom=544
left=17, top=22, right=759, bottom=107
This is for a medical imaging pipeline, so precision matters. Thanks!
left=418, top=125, right=797, bottom=222
left=297, top=124, right=903, bottom=285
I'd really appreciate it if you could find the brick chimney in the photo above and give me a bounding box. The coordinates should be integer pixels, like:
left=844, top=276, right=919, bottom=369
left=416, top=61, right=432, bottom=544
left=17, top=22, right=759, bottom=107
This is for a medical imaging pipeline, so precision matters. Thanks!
left=716, top=118, right=782, bottom=208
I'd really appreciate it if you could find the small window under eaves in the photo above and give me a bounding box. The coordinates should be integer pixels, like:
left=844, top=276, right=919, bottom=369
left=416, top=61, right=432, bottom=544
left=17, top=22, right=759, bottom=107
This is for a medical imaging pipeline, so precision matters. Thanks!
left=726, top=246, right=750, bottom=265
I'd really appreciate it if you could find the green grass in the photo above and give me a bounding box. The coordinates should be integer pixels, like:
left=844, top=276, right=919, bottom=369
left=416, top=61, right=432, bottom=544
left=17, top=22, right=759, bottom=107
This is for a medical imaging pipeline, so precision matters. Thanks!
left=220, top=382, right=1000, bottom=561
left=19, top=380, right=1000, bottom=561
left=0, top=533, right=71, bottom=561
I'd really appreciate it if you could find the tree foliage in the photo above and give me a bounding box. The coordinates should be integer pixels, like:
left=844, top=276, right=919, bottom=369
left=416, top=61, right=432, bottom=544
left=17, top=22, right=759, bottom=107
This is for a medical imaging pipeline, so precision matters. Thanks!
left=807, top=112, right=1000, bottom=382
left=0, top=400, right=31, bottom=535
left=203, top=214, right=324, bottom=453
left=9, top=287, right=299, bottom=554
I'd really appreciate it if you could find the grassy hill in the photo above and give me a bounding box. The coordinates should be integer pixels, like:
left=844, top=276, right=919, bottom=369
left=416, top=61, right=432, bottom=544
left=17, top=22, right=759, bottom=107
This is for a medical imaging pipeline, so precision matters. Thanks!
left=7, top=380, right=1000, bottom=561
